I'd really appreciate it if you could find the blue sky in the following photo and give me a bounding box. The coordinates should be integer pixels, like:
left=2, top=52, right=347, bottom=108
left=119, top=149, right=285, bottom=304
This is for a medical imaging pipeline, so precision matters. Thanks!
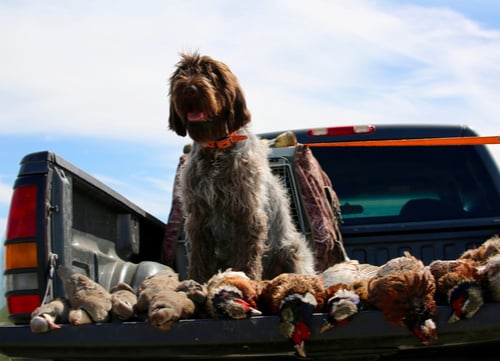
left=1, top=0, right=500, bottom=241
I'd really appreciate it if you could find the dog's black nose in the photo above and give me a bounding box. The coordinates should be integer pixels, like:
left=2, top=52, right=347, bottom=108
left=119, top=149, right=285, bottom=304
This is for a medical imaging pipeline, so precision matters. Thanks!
left=183, top=84, right=199, bottom=98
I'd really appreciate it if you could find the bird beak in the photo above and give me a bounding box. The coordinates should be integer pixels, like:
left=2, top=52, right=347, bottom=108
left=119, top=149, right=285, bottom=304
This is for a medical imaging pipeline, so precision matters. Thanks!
left=320, top=321, right=334, bottom=334
left=414, top=319, right=438, bottom=345
left=293, top=341, right=307, bottom=358
left=249, top=307, right=262, bottom=316
left=448, top=312, right=461, bottom=324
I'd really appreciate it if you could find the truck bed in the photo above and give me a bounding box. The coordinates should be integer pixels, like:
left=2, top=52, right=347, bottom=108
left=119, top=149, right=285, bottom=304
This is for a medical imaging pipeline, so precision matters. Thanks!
left=2, top=303, right=500, bottom=360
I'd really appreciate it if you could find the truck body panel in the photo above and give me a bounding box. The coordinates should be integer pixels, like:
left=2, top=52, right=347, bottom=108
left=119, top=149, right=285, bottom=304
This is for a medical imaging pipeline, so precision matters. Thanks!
left=2, top=124, right=500, bottom=360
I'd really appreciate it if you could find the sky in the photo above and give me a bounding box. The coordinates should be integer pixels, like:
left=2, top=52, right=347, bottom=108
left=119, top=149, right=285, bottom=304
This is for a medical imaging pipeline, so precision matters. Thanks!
left=1, top=0, right=500, bottom=243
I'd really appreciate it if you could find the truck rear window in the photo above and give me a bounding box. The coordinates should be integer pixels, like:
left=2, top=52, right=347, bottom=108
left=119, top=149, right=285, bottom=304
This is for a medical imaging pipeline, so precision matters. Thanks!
left=310, top=146, right=500, bottom=225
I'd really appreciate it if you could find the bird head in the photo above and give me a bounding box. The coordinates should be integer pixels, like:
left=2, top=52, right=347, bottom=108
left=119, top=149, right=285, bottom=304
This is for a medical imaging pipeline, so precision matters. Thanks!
left=321, top=289, right=360, bottom=333
left=212, top=288, right=261, bottom=319
left=279, top=292, right=317, bottom=358
left=448, top=281, right=484, bottom=323
left=402, top=309, right=437, bottom=345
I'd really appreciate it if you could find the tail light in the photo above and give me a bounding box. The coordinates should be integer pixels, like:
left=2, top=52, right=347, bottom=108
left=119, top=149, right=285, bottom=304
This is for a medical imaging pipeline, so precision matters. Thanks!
left=4, top=184, right=43, bottom=322
left=6, top=185, right=37, bottom=239
left=308, top=125, right=376, bottom=137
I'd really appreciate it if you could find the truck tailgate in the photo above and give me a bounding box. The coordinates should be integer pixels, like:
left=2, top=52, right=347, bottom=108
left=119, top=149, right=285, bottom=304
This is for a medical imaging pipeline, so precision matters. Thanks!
left=1, top=304, right=500, bottom=360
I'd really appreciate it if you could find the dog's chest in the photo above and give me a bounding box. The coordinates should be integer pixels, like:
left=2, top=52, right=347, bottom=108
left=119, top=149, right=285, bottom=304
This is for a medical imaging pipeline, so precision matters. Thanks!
left=184, top=150, right=260, bottom=204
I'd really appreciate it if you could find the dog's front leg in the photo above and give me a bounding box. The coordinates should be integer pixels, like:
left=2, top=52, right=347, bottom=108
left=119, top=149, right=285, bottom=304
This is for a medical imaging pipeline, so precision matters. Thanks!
left=185, top=216, right=218, bottom=283
left=233, top=212, right=268, bottom=281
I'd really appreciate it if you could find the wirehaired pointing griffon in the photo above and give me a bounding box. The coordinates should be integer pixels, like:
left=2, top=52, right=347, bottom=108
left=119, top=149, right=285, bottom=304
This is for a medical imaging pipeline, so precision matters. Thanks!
left=168, top=52, right=315, bottom=283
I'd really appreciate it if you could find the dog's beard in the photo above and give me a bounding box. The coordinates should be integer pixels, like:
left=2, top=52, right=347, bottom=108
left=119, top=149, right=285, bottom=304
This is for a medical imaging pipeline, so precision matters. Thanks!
left=186, top=119, right=229, bottom=143
left=171, top=86, right=231, bottom=143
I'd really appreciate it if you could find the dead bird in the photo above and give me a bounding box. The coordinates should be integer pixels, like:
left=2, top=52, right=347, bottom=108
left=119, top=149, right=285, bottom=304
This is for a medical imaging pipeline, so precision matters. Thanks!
left=30, top=297, right=70, bottom=333
left=57, top=265, right=112, bottom=325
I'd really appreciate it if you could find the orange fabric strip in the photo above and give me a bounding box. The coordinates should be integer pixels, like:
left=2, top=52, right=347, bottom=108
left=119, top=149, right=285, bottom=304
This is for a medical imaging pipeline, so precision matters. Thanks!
left=305, top=135, right=500, bottom=147
left=204, top=131, right=248, bottom=149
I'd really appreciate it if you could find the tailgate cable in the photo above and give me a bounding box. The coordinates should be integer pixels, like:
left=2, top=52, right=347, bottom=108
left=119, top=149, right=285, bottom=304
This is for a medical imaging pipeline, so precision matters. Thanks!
left=41, top=253, right=59, bottom=305
left=305, top=135, right=500, bottom=147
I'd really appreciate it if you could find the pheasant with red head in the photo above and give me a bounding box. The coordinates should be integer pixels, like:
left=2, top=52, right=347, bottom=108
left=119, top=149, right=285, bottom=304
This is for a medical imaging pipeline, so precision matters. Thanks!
left=259, top=273, right=325, bottom=358
left=367, top=252, right=437, bottom=345
left=206, top=269, right=261, bottom=319
left=429, top=259, right=484, bottom=323
left=320, top=260, right=379, bottom=333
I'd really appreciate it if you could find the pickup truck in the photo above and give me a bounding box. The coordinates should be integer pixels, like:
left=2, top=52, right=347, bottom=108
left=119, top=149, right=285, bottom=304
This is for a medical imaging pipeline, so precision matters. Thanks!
left=1, top=123, right=500, bottom=361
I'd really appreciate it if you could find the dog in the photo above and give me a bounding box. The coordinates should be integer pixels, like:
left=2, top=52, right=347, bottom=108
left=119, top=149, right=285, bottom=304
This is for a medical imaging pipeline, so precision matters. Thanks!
left=168, top=52, right=315, bottom=283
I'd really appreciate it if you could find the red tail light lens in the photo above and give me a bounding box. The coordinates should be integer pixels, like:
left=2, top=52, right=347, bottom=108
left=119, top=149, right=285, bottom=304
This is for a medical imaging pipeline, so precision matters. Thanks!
left=6, top=185, right=37, bottom=239
left=308, top=125, right=376, bottom=137
left=7, top=294, right=41, bottom=314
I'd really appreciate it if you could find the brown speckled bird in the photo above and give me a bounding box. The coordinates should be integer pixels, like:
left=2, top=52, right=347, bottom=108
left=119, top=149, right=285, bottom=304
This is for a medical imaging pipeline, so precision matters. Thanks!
left=459, top=234, right=500, bottom=264
left=30, top=297, right=70, bottom=333
left=134, top=268, right=180, bottom=315
left=56, top=265, right=112, bottom=325
left=259, top=273, right=325, bottom=358
left=428, top=259, right=484, bottom=323
left=367, top=252, right=437, bottom=345
left=206, top=269, right=262, bottom=319
left=110, top=282, right=138, bottom=321
left=320, top=260, right=380, bottom=333
left=175, top=279, right=209, bottom=318
left=477, top=253, right=500, bottom=301
left=147, top=288, right=196, bottom=331
left=134, top=267, right=196, bottom=330
left=458, top=235, right=500, bottom=302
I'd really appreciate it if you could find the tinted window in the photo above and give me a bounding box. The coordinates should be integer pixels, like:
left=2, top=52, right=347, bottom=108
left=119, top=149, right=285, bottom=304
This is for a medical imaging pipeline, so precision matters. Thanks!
left=310, top=146, right=500, bottom=225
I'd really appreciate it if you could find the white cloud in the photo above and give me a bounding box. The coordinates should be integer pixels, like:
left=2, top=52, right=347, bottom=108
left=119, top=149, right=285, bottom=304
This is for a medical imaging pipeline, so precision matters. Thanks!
left=1, top=0, right=500, bottom=205
left=1, top=0, right=500, bottom=145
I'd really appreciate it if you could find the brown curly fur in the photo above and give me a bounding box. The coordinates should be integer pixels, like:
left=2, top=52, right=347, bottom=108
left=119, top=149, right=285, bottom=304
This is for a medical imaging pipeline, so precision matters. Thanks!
left=168, top=52, right=315, bottom=283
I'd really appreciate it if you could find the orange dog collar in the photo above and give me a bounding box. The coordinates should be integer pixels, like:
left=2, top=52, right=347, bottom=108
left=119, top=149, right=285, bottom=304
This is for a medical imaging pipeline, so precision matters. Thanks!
left=204, top=131, right=248, bottom=149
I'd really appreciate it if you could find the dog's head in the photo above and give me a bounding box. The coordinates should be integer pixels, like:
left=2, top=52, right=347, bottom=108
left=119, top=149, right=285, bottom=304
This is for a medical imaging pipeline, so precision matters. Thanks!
left=168, top=52, right=251, bottom=143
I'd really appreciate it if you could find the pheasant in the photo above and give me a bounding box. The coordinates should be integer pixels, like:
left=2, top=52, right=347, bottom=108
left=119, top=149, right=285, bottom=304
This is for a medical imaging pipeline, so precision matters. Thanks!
left=458, top=235, right=500, bottom=302
left=320, top=260, right=380, bottom=333
left=205, top=269, right=261, bottom=319
left=56, top=265, right=112, bottom=325
left=459, top=234, right=500, bottom=264
left=476, top=253, right=500, bottom=301
left=428, top=259, right=484, bottom=323
left=367, top=252, right=437, bottom=345
left=30, top=297, right=70, bottom=333
left=258, top=273, right=325, bottom=358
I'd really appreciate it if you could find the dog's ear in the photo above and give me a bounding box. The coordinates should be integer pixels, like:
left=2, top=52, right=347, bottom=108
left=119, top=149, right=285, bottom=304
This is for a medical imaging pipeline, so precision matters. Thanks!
left=168, top=103, right=187, bottom=137
left=231, top=85, right=251, bottom=130
left=211, top=58, right=251, bottom=132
